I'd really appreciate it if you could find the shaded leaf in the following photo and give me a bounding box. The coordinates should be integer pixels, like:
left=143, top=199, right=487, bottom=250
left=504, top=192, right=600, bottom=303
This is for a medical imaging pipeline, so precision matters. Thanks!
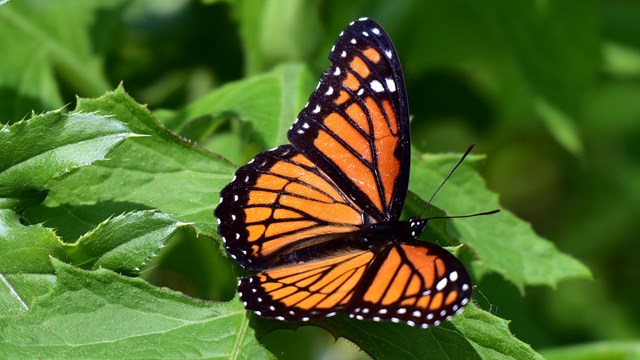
left=542, top=341, right=640, bottom=360
left=167, top=64, right=314, bottom=150
left=65, top=210, right=183, bottom=273
left=258, top=303, right=542, bottom=360
left=0, top=209, right=183, bottom=316
left=0, top=209, right=62, bottom=314
left=0, top=0, right=126, bottom=119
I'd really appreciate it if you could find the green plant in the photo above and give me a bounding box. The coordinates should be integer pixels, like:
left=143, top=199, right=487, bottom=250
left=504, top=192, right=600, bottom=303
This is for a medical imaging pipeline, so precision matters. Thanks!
left=3, top=0, right=637, bottom=359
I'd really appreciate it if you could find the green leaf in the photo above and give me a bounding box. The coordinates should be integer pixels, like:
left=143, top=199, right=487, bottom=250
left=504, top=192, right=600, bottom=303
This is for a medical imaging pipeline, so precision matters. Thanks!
left=269, top=303, right=541, bottom=360
left=603, top=42, right=640, bottom=77
left=234, top=0, right=323, bottom=75
left=541, top=341, right=640, bottom=360
left=534, top=98, right=583, bottom=156
left=0, top=0, right=126, bottom=120
left=0, top=209, right=62, bottom=314
left=65, top=210, right=183, bottom=273
left=24, top=85, right=236, bottom=241
left=409, top=151, right=591, bottom=290
left=0, top=209, right=183, bottom=316
left=0, top=260, right=273, bottom=359
left=484, top=0, right=600, bottom=118
left=167, top=64, right=314, bottom=150
left=0, top=110, right=131, bottom=207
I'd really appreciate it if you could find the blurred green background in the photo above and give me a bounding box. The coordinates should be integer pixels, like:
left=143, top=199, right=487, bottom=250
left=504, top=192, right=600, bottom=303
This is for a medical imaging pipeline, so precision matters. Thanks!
left=2, top=0, right=639, bottom=358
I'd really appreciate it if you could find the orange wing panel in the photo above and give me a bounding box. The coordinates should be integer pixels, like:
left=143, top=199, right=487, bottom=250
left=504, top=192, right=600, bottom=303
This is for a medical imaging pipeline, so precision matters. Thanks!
left=289, top=24, right=411, bottom=221
left=215, top=145, right=365, bottom=270
left=352, top=242, right=473, bottom=328
left=239, top=249, right=375, bottom=319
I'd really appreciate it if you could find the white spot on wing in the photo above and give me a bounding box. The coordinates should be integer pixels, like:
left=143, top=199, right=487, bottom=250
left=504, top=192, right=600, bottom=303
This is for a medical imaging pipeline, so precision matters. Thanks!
left=312, top=105, right=321, bottom=114
left=436, top=277, right=448, bottom=291
left=341, top=50, right=347, bottom=58
left=325, top=87, right=334, bottom=95
left=334, top=67, right=341, bottom=76
left=370, top=80, right=384, bottom=92
left=450, top=271, right=458, bottom=282
left=385, top=49, right=393, bottom=59
left=386, top=78, right=396, bottom=92
left=372, top=28, right=380, bottom=35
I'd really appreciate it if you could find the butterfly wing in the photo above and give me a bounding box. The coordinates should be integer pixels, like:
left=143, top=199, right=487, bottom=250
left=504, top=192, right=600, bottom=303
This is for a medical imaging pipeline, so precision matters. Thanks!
left=288, top=18, right=410, bottom=222
left=239, top=239, right=472, bottom=326
left=350, top=241, right=473, bottom=328
left=214, top=145, right=368, bottom=270
left=239, top=249, right=374, bottom=320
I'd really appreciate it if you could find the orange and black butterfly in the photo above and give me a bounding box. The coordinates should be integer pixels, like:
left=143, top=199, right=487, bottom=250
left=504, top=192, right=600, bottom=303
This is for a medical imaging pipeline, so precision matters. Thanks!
left=214, top=18, right=472, bottom=328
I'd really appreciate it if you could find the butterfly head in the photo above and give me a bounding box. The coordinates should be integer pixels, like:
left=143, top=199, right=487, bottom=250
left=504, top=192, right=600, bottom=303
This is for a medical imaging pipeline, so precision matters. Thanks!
left=408, top=218, right=427, bottom=238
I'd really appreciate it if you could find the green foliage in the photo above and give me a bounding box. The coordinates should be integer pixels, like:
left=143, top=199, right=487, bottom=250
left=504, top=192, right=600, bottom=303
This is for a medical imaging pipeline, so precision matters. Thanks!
left=1, top=0, right=638, bottom=359
left=0, top=110, right=132, bottom=208
left=0, top=260, right=272, bottom=359
left=409, top=153, right=590, bottom=290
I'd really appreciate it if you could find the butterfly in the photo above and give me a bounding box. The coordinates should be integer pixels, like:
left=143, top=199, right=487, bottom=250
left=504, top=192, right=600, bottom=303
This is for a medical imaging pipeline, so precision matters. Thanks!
left=214, top=17, right=472, bottom=329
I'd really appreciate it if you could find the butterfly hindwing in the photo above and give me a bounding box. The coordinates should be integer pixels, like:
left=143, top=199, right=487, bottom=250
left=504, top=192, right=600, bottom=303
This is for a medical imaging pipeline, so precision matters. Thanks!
left=215, top=145, right=367, bottom=270
left=238, top=239, right=472, bottom=327
left=350, top=241, right=472, bottom=328
left=239, top=249, right=374, bottom=320
left=288, top=18, right=410, bottom=222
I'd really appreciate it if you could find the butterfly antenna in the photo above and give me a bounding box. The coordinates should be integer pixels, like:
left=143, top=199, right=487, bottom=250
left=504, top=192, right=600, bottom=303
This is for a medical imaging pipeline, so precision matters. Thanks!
left=418, top=143, right=476, bottom=218
left=425, top=209, right=500, bottom=221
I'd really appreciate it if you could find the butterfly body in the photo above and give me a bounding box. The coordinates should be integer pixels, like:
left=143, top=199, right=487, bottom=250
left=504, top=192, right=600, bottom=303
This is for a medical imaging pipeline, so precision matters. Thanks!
left=215, top=18, right=473, bottom=328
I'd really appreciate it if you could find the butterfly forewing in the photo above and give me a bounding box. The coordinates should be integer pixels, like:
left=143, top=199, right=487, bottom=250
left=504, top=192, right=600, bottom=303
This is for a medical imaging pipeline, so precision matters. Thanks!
left=289, top=19, right=410, bottom=222
left=215, top=145, right=367, bottom=270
